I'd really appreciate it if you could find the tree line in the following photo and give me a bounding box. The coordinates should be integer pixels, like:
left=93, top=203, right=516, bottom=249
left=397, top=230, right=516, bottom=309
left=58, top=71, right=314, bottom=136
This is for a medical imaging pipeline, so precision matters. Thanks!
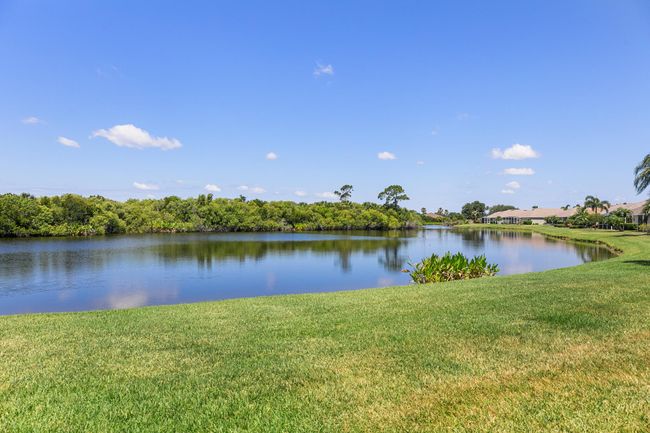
left=0, top=185, right=420, bottom=237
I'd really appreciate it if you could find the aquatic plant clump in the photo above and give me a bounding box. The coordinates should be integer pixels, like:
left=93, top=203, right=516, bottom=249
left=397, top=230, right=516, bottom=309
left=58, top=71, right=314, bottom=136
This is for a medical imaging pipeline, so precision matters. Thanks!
left=406, top=252, right=499, bottom=284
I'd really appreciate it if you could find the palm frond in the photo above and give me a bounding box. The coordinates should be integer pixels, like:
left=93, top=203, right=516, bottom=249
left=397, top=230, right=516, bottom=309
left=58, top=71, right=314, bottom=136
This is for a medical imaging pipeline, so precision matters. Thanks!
left=634, top=154, right=650, bottom=194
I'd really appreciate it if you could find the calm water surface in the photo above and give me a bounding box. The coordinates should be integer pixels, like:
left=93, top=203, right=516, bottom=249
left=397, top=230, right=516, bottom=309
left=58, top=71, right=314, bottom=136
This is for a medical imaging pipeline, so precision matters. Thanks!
left=0, top=227, right=614, bottom=315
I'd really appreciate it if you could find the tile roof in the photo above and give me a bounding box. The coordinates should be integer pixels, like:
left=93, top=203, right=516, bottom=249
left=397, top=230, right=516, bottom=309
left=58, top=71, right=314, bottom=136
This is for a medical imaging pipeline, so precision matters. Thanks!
left=607, top=201, right=647, bottom=215
left=486, top=200, right=648, bottom=219
left=486, top=208, right=577, bottom=219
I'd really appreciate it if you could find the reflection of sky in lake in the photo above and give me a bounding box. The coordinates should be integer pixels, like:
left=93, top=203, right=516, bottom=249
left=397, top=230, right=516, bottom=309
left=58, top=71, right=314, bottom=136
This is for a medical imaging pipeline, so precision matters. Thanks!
left=0, top=229, right=614, bottom=315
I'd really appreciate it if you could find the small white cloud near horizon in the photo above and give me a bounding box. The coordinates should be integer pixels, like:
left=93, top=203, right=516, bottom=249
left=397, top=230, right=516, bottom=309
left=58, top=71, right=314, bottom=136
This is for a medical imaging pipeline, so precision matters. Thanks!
left=503, top=167, right=535, bottom=176
left=93, top=124, right=182, bottom=150
left=501, top=189, right=516, bottom=194
left=133, top=182, right=159, bottom=191
left=204, top=184, right=221, bottom=192
left=238, top=185, right=265, bottom=194
left=22, top=116, right=43, bottom=125
left=266, top=152, right=278, bottom=160
left=313, top=62, right=334, bottom=76
left=492, top=143, right=539, bottom=160
left=378, top=151, right=396, bottom=160
left=416, top=160, right=425, bottom=165
left=315, top=192, right=336, bottom=199
left=505, top=181, right=521, bottom=189
left=57, top=136, right=80, bottom=148
left=294, top=190, right=307, bottom=197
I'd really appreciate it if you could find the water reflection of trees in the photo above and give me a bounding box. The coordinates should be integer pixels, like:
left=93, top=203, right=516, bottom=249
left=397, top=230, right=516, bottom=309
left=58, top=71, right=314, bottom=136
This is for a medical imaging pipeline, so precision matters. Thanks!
left=0, top=237, right=413, bottom=281
left=0, top=249, right=111, bottom=284
left=451, top=228, right=534, bottom=248
left=0, top=230, right=616, bottom=285
left=377, top=243, right=409, bottom=271
left=152, top=238, right=411, bottom=272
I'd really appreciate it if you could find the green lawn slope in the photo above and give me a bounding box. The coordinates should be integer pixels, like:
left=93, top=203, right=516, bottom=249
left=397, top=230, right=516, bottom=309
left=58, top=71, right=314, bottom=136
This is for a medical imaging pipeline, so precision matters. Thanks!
left=1, top=226, right=648, bottom=432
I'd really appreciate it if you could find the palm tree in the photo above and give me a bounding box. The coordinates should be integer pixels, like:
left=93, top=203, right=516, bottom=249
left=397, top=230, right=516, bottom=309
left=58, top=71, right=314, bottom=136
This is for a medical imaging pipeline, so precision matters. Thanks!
left=333, top=185, right=353, bottom=202
left=601, top=200, right=611, bottom=213
left=584, top=195, right=611, bottom=214
left=635, top=154, right=650, bottom=222
left=634, top=153, right=650, bottom=195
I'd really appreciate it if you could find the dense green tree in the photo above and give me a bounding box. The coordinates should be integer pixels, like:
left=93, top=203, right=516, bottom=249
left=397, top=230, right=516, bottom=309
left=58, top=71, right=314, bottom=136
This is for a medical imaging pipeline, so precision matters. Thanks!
left=567, top=206, right=605, bottom=228
left=0, top=193, right=423, bottom=237
left=378, top=185, right=410, bottom=209
left=611, top=208, right=632, bottom=223
left=461, top=201, right=487, bottom=222
left=488, top=204, right=517, bottom=214
left=605, top=214, right=625, bottom=231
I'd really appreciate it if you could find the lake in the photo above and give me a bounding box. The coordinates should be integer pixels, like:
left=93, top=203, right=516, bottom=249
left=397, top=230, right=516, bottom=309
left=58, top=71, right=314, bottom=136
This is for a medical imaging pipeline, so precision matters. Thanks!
left=0, top=227, right=614, bottom=315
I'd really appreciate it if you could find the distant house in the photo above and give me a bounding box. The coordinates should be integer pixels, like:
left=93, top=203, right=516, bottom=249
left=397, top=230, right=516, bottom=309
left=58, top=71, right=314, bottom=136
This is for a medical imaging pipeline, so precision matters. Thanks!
left=425, top=212, right=446, bottom=222
left=482, top=208, right=577, bottom=225
left=482, top=200, right=648, bottom=225
left=607, top=201, right=649, bottom=225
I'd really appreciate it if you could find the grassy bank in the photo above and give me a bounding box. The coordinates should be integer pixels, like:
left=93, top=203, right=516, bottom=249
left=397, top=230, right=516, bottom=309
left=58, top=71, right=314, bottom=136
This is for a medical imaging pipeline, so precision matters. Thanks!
left=1, top=226, right=649, bottom=432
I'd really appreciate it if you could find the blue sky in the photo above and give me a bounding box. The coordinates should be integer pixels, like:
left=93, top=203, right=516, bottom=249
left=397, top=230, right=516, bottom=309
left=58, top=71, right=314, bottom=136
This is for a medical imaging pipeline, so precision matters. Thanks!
left=1, top=0, right=649, bottom=210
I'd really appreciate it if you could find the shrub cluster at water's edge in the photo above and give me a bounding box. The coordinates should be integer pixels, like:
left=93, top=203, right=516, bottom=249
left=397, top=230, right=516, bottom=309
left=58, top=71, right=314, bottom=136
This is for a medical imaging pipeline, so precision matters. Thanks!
left=406, top=252, right=499, bottom=284
left=0, top=193, right=423, bottom=237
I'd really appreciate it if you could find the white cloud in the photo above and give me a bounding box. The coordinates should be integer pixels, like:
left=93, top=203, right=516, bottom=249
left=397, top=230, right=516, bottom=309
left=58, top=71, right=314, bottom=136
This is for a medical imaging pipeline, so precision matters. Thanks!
left=266, top=152, right=278, bottom=160
left=315, top=192, right=336, bottom=199
left=57, top=136, right=80, bottom=148
left=416, top=160, right=425, bottom=165
left=503, top=168, right=535, bottom=176
left=313, top=62, right=334, bottom=76
left=22, top=116, right=42, bottom=125
left=92, top=124, right=182, bottom=150
left=133, top=182, right=159, bottom=191
left=294, top=190, right=307, bottom=197
left=492, top=143, right=539, bottom=160
left=204, top=184, right=221, bottom=192
left=238, top=185, right=265, bottom=194
left=505, top=181, right=521, bottom=189
left=501, top=189, right=516, bottom=194
left=378, top=151, right=396, bottom=160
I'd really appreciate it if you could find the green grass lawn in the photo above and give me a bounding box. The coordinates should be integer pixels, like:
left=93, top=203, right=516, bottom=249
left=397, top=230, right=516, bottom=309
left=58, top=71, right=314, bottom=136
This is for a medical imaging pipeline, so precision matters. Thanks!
left=1, top=226, right=649, bottom=432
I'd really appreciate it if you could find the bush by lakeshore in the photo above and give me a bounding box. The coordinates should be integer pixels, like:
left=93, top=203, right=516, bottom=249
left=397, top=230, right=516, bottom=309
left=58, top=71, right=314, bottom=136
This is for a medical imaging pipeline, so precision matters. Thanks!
left=0, top=193, right=423, bottom=237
